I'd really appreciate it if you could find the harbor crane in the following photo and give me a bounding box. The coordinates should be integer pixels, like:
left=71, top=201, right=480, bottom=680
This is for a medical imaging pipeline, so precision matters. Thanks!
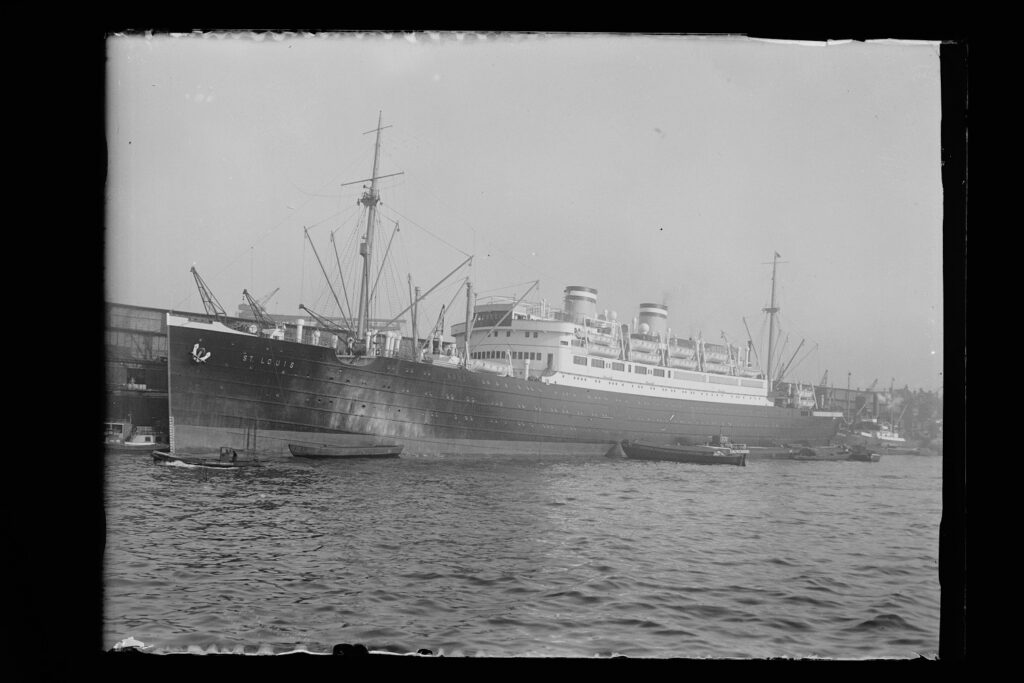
left=257, top=287, right=280, bottom=309
left=850, top=378, right=879, bottom=423
left=819, top=370, right=832, bottom=410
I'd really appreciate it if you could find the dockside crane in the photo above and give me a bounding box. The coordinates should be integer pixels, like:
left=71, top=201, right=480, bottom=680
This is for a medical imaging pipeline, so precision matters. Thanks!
left=850, top=378, right=879, bottom=423
left=190, top=266, right=227, bottom=320
left=258, top=287, right=280, bottom=309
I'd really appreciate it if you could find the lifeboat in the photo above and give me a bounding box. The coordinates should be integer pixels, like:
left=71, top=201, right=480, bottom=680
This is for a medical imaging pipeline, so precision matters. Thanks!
left=739, top=368, right=761, bottom=378
left=587, top=331, right=617, bottom=346
left=704, top=362, right=732, bottom=375
left=629, top=336, right=660, bottom=354
left=588, top=344, right=621, bottom=358
left=628, top=350, right=661, bottom=365
left=703, top=343, right=730, bottom=364
left=467, top=359, right=511, bottom=376
left=667, top=340, right=697, bottom=359
left=668, top=357, right=699, bottom=370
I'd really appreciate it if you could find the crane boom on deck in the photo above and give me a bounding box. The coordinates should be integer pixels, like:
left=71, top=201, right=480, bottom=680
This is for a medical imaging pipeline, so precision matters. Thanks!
left=243, top=289, right=277, bottom=335
left=190, top=266, right=227, bottom=320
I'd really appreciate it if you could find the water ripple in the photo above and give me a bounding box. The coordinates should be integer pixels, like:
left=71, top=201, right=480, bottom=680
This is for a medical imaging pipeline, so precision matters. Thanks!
left=104, top=450, right=942, bottom=658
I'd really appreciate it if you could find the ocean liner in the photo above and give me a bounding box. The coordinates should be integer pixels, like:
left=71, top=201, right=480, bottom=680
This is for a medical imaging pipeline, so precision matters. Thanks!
left=165, top=116, right=840, bottom=457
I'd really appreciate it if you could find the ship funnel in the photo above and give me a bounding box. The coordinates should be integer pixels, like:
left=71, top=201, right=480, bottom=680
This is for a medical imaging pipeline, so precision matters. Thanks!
left=563, top=286, right=598, bottom=323
left=638, top=303, right=668, bottom=339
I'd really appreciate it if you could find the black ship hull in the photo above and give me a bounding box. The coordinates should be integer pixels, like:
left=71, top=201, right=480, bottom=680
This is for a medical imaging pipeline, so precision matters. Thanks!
left=167, top=322, right=839, bottom=457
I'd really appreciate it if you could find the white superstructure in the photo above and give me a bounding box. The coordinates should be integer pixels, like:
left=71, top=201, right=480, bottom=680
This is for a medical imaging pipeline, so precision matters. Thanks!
left=451, top=286, right=771, bottom=408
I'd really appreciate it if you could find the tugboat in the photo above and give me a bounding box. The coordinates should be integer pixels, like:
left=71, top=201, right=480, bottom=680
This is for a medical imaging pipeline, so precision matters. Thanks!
left=105, top=421, right=169, bottom=453
left=846, top=419, right=919, bottom=454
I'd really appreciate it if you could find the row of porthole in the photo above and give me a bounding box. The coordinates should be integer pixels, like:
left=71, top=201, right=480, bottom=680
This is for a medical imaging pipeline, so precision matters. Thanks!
left=295, top=373, right=760, bottom=421
left=343, top=398, right=765, bottom=432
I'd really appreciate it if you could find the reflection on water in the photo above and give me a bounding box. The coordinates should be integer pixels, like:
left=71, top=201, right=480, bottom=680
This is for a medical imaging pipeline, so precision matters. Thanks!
left=104, top=451, right=942, bottom=658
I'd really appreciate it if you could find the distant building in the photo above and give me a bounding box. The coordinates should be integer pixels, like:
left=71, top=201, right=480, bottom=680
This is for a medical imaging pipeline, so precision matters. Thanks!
left=105, top=303, right=172, bottom=437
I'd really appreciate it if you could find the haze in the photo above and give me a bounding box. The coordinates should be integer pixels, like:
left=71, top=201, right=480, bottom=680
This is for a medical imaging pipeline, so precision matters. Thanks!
left=105, top=33, right=944, bottom=391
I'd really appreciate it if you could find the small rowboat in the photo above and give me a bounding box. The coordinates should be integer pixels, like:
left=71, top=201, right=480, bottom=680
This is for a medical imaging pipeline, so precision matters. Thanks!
left=619, top=440, right=747, bottom=466
left=288, top=443, right=404, bottom=459
left=151, top=449, right=264, bottom=469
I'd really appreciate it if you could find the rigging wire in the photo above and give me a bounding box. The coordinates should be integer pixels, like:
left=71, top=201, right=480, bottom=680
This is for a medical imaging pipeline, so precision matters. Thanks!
left=381, top=205, right=471, bottom=258
left=172, top=172, right=360, bottom=311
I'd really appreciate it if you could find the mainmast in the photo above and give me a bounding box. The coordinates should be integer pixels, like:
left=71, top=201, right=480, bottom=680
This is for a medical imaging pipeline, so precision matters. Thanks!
left=763, top=252, right=782, bottom=393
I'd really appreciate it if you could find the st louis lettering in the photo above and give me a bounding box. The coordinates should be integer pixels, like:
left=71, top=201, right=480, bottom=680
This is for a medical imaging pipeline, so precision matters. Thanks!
left=240, top=352, right=294, bottom=370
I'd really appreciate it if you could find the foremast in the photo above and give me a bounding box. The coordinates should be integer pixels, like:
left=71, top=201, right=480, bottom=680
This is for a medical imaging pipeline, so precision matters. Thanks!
left=346, top=112, right=402, bottom=340
left=356, top=113, right=386, bottom=339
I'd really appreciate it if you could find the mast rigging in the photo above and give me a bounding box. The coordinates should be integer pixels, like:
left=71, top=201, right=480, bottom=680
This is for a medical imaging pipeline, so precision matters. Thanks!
left=305, top=227, right=353, bottom=332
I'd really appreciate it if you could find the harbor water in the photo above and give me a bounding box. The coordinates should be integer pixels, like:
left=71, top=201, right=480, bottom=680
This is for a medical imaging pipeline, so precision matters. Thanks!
left=103, top=450, right=943, bottom=659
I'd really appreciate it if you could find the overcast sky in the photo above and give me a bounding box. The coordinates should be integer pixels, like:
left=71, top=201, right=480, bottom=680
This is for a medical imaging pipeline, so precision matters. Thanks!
left=105, top=33, right=944, bottom=391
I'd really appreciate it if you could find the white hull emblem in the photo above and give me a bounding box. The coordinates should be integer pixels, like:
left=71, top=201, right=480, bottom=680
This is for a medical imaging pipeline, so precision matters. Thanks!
left=191, top=343, right=211, bottom=364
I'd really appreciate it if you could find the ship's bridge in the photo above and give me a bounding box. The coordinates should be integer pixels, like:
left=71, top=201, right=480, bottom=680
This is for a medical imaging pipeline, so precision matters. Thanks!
left=450, top=297, right=589, bottom=379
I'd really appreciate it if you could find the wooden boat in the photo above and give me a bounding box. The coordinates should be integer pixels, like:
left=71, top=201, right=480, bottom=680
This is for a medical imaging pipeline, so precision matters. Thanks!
left=745, top=446, right=801, bottom=460
left=619, top=440, right=747, bottom=466
left=846, top=446, right=882, bottom=462
left=878, top=444, right=920, bottom=455
left=288, top=442, right=404, bottom=459
left=791, top=444, right=851, bottom=461
left=152, top=448, right=264, bottom=469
